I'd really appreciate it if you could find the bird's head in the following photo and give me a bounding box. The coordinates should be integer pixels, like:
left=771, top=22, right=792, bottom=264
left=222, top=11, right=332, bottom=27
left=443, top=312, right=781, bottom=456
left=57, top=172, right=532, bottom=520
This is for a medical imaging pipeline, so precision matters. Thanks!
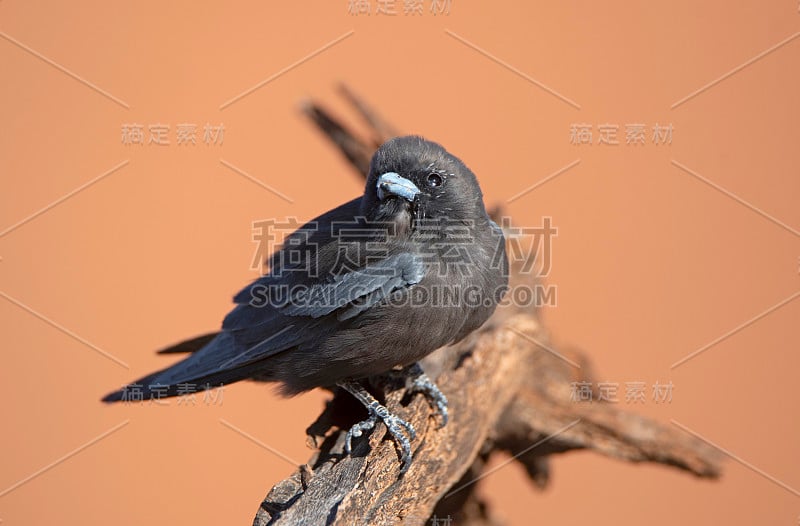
left=361, top=136, right=488, bottom=236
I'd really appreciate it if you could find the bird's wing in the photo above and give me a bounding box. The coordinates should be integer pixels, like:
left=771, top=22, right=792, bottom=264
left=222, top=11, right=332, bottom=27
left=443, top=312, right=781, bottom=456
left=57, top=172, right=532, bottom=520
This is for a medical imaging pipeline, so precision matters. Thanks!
left=221, top=250, right=424, bottom=341
left=155, top=332, right=218, bottom=354
left=120, top=252, right=423, bottom=390
left=149, top=199, right=365, bottom=358
left=265, top=196, right=362, bottom=275
left=275, top=252, right=425, bottom=318
left=103, top=238, right=424, bottom=401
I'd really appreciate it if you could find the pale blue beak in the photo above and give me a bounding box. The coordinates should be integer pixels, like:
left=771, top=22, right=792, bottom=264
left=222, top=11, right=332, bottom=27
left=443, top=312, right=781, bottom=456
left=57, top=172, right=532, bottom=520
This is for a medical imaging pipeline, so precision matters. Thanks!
left=376, top=172, right=420, bottom=202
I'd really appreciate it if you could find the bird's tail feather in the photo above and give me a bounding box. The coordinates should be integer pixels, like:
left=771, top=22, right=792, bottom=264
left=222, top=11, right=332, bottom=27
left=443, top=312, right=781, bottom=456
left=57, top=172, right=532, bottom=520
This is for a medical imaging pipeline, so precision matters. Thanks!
left=101, top=362, right=256, bottom=403
left=156, top=332, right=219, bottom=354
left=101, top=332, right=260, bottom=403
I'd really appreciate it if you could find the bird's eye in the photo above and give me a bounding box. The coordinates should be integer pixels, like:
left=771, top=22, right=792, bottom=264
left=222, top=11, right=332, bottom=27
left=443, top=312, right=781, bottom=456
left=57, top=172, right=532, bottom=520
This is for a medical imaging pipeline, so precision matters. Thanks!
left=426, top=173, right=444, bottom=188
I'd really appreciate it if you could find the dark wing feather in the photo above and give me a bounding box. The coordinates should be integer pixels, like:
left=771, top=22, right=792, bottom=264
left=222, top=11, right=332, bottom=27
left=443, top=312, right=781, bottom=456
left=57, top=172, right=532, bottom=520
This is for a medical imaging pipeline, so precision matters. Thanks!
left=102, top=196, right=425, bottom=401
left=155, top=332, right=219, bottom=354
left=279, top=252, right=424, bottom=318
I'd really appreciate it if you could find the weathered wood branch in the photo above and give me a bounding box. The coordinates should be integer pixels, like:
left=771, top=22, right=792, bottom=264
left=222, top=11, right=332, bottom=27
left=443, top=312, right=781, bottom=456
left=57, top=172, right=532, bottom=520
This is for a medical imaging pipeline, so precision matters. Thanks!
left=252, top=89, right=723, bottom=526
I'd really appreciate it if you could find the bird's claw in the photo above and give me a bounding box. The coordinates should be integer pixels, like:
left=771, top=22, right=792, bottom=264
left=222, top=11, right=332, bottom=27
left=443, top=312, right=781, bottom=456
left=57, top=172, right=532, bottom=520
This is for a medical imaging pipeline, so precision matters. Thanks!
left=344, top=400, right=417, bottom=473
left=408, top=372, right=449, bottom=427
left=398, top=363, right=449, bottom=427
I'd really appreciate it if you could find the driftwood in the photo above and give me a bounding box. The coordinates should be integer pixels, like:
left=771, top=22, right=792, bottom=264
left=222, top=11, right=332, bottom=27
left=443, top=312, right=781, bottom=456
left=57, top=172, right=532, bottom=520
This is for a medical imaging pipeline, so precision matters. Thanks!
left=253, top=86, right=723, bottom=526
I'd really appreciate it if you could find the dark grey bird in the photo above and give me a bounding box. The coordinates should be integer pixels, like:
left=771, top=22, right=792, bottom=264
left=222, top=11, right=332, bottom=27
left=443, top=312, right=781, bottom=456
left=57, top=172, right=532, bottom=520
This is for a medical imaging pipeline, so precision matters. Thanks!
left=102, top=135, right=508, bottom=472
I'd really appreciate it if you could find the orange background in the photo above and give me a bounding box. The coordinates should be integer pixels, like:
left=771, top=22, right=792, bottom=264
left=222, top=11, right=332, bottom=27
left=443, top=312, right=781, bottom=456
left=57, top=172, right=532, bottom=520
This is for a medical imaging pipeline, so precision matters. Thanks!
left=1, top=2, right=799, bottom=525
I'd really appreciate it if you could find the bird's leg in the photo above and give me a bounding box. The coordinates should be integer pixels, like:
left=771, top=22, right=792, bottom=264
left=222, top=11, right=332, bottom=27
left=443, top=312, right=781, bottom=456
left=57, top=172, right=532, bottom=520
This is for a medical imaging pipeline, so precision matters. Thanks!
left=400, top=362, right=449, bottom=427
left=337, top=379, right=417, bottom=473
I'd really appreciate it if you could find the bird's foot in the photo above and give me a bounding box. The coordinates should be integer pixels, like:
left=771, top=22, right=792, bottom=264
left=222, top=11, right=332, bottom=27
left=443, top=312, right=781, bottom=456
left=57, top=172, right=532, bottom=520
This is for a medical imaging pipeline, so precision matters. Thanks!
left=402, top=362, right=449, bottom=427
left=338, top=380, right=417, bottom=474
